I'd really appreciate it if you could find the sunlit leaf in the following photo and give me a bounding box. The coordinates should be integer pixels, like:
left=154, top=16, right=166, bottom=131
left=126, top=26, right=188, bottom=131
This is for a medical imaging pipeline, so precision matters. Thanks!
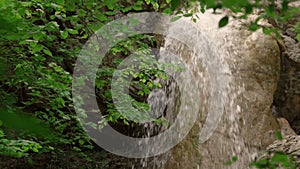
left=170, top=15, right=181, bottom=22
left=60, top=30, right=68, bottom=39
left=43, top=49, right=53, bottom=57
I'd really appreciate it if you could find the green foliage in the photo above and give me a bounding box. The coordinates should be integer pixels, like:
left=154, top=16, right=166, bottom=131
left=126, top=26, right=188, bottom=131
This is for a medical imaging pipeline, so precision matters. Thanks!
left=250, top=152, right=297, bottom=169
left=94, top=34, right=172, bottom=128
left=0, top=0, right=178, bottom=161
left=0, top=138, right=42, bottom=158
left=167, top=0, right=300, bottom=38
left=249, top=132, right=297, bottom=168
left=0, top=0, right=95, bottom=159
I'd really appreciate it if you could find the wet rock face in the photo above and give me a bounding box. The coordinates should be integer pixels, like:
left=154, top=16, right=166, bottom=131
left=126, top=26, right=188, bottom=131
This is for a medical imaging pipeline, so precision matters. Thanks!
left=272, top=0, right=300, bottom=135
left=161, top=11, right=281, bottom=169
left=276, top=60, right=300, bottom=135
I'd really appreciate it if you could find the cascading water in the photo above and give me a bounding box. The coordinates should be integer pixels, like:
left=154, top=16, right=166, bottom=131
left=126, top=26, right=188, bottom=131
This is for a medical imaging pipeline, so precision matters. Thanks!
left=73, top=10, right=282, bottom=169
left=157, top=11, right=281, bottom=169
left=136, top=11, right=281, bottom=168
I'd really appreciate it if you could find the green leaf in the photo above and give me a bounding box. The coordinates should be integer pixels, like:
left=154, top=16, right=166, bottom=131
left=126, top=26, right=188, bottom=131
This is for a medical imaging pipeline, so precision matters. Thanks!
left=232, top=156, right=238, bottom=162
left=201, top=5, right=206, bottom=13
left=29, top=41, right=37, bottom=47
left=0, top=130, right=4, bottom=137
left=34, top=55, right=46, bottom=61
left=33, top=32, right=44, bottom=41
left=22, top=145, right=29, bottom=151
left=60, top=30, right=68, bottom=39
left=183, top=13, right=193, bottom=17
left=152, top=2, right=159, bottom=11
left=104, top=0, right=118, bottom=10
left=105, top=11, right=115, bottom=16
left=43, top=49, right=53, bottom=57
left=123, top=119, right=129, bottom=125
left=78, top=9, right=86, bottom=17
left=122, top=7, right=132, bottom=12
left=31, top=44, right=44, bottom=52
left=219, top=16, right=229, bottom=28
left=19, top=40, right=29, bottom=45
left=163, top=8, right=172, bottom=15
left=79, top=139, right=85, bottom=145
left=170, top=16, right=181, bottom=22
left=96, top=14, right=108, bottom=22
left=296, top=33, right=300, bottom=42
left=32, top=148, right=39, bottom=153
left=275, top=131, right=283, bottom=140
left=133, top=5, right=143, bottom=11
left=67, top=29, right=78, bottom=35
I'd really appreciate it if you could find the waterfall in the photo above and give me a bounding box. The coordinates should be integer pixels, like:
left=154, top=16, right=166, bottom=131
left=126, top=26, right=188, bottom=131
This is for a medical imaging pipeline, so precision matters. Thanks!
left=73, top=10, right=281, bottom=169
left=158, top=11, right=281, bottom=169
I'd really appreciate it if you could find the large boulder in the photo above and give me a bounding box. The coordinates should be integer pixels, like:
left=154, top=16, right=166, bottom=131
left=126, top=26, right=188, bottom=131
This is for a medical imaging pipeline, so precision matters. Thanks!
left=161, top=11, right=281, bottom=169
